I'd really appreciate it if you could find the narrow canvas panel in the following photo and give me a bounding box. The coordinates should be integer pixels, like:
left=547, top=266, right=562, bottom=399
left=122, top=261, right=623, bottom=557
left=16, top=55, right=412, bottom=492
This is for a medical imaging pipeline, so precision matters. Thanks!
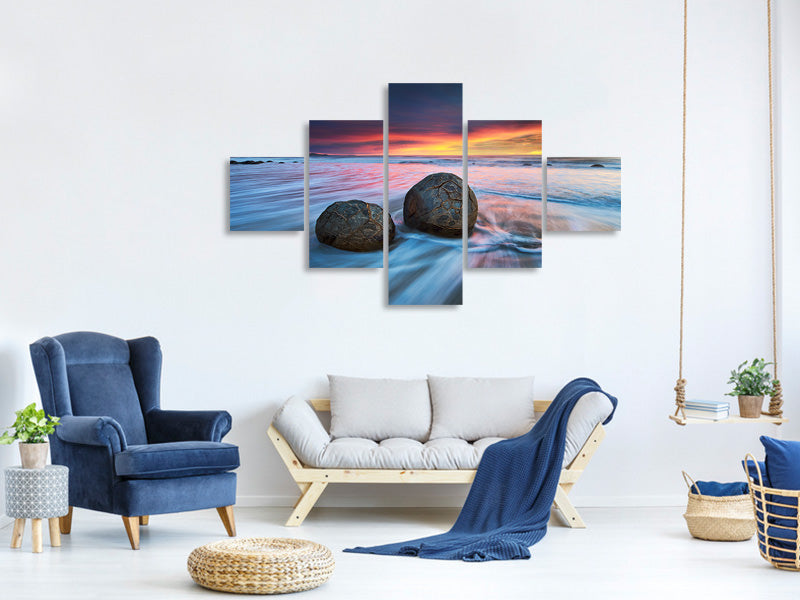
left=544, top=157, right=622, bottom=231
left=308, top=120, right=384, bottom=268
left=229, top=157, right=304, bottom=231
left=467, top=120, right=543, bottom=268
left=387, top=83, right=464, bottom=306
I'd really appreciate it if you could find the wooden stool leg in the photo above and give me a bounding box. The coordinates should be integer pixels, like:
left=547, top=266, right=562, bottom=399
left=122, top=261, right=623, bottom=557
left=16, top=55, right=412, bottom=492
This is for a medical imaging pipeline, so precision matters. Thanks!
left=60, top=506, right=73, bottom=534
left=48, top=518, right=61, bottom=547
left=10, top=519, right=25, bottom=549
left=31, top=519, right=43, bottom=553
left=122, top=516, right=140, bottom=550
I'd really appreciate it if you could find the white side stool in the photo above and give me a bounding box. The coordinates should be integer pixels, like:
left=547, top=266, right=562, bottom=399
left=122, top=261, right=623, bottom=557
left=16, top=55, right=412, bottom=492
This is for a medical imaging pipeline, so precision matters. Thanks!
left=5, top=465, right=69, bottom=553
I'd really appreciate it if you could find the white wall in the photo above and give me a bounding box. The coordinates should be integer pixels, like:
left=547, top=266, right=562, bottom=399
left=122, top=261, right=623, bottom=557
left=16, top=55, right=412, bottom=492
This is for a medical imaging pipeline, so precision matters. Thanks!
left=0, top=0, right=797, bottom=515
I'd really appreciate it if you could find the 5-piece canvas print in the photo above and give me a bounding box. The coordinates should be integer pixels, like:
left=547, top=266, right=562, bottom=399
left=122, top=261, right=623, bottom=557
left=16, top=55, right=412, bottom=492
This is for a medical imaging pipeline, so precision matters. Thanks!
left=228, top=85, right=621, bottom=304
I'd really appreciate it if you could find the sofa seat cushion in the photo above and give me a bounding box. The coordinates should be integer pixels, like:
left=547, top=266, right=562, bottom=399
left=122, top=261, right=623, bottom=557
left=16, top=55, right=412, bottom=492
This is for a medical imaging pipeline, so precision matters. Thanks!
left=115, top=441, right=240, bottom=480
left=318, top=437, right=504, bottom=470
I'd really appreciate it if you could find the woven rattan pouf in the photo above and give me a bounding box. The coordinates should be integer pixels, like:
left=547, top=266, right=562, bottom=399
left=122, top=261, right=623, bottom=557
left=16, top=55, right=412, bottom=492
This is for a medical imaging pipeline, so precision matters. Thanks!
left=188, top=537, right=334, bottom=594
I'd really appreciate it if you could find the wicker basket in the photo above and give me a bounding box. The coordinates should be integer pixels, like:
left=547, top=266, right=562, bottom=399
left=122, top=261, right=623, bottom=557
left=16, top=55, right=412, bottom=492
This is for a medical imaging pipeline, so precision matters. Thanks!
left=682, top=471, right=756, bottom=542
left=187, top=537, right=334, bottom=594
left=744, top=454, right=800, bottom=571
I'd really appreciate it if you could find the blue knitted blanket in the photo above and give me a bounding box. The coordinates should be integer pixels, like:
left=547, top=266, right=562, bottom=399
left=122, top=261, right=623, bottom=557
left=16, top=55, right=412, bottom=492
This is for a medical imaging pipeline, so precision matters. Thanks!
left=344, top=377, right=617, bottom=561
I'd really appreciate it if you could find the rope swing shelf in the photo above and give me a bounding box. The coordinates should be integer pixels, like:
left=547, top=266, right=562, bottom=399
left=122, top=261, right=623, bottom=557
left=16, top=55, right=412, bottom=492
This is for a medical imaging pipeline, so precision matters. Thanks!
left=669, top=0, right=786, bottom=428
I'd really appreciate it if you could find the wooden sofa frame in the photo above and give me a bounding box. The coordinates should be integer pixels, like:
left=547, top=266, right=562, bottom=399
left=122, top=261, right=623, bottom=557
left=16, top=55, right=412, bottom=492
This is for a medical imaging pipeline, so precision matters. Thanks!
left=267, top=398, right=605, bottom=528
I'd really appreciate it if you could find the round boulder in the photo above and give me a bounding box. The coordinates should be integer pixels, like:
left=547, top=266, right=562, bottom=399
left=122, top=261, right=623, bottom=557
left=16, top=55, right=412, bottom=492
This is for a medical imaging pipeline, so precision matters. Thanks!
left=403, top=172, right=478, bottom=237
left=315, top=200, right=395, bottom=252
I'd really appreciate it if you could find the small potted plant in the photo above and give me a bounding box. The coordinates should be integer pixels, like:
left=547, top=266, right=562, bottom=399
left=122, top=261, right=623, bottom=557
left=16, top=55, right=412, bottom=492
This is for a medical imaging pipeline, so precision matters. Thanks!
left=0, top=403, right=61, bottom=468
left=726, top=358, right=776, bottom=418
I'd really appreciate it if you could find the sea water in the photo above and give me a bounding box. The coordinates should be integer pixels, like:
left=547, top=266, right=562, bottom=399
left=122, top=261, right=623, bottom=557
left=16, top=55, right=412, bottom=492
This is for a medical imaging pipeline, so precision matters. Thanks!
left=229, top=158, right=304, bottom=231
left=467, top=155, right=543, bottom=268
left=545, top=158, right=621, bottom=231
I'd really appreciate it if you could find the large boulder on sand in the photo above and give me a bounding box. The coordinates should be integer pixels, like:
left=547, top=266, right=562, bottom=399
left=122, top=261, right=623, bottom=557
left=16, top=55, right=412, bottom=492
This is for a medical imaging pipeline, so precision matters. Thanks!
left=315, top=200, right=395, bottom=252
left=403, top=172, right=478, bottom=237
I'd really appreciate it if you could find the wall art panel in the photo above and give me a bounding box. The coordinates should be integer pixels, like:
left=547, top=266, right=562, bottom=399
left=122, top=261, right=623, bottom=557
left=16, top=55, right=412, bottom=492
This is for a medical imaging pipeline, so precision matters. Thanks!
left=387, top=83, right=464, bottom=306
left=309, top=120, right=385, bottom=268
left=229, top=157, right=304, bottom=231
left=545, top=157, right=622, bottom=231
left=467, top=120, right=543, bottom=268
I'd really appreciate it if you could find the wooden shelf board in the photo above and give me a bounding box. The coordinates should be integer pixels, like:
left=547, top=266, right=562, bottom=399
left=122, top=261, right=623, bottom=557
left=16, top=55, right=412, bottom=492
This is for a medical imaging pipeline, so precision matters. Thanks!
left=669, top=414, right=788, bottom=426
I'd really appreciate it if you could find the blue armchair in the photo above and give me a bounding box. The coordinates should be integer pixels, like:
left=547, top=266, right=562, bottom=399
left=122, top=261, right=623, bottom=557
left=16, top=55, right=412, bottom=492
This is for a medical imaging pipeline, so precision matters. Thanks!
left=29, top=332, right=240, bottom=549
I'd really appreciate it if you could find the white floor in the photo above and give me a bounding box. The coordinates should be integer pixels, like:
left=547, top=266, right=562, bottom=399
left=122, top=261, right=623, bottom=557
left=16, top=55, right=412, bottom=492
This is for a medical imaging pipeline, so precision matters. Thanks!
left=0, top=506, right=795, bottom=599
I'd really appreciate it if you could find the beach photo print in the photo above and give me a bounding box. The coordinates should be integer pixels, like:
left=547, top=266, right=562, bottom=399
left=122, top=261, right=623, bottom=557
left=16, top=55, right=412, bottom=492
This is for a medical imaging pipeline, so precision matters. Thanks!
left=229, top=157, right=305, bottom=231
left=309, top=120, right=385, bottom=268
left=544, top=157, right=621, bottom=232
left=467, top=120, right=543, bottom=268
left=387, top=83, right=465, bottom=306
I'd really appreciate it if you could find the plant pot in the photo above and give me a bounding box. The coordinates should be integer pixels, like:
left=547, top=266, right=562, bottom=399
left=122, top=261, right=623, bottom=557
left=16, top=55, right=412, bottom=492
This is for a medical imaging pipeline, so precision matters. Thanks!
left=19, top=441, right=49, bottom=469
left=738, top=395, right=764, bottom=419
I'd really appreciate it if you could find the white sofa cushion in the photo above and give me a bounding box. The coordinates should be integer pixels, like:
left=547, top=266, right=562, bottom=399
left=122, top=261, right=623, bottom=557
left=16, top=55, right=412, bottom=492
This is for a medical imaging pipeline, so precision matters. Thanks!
left=561, top=390, right=614, bottom=466
left=318, top=437, right=504, bottom=470
left=328, top=375, right=431, bottom=442
left=272, top=395, right=330, bottom=467
left=428, top=375, right=536, bottom=441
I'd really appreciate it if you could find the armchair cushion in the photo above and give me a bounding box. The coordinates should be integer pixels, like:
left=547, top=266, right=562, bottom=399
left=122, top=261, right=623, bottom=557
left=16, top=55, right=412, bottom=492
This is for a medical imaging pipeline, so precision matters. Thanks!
left=145, top=409, right=232, bottom=443
left=56, top=415, right=127, bottom=453
left=114, top=441, right=240, bottom=480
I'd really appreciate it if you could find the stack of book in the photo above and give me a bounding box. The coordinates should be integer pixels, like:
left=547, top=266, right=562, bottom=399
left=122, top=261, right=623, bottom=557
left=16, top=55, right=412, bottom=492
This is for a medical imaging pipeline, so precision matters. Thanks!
left=684, top=400, right=730, bottom=420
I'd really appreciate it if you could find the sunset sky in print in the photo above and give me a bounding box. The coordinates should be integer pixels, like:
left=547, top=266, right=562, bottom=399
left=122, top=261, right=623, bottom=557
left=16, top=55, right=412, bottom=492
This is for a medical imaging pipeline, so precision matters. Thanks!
left=309, top=120, right=383, bottom=156
left=389, top=83, right=463, bottom=156
left=468, top=120, right=542, bottom=155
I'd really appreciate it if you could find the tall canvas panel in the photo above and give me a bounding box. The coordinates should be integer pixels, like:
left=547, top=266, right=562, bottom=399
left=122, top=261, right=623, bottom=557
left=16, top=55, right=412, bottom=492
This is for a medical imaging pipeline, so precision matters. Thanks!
left=467, top=121, right=543, bottom=268
left=545, top=157, right=622, bottom=231
left=229, top=157, right=304, bottom=231
left=309, top=120, right=384, bottom=268
left=387, top=83, right=464, bottom=306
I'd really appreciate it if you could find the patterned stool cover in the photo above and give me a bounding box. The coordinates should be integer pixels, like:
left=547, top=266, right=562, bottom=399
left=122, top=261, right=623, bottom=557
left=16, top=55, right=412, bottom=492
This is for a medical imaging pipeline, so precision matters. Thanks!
left=5, top=465, right=69, bottom=519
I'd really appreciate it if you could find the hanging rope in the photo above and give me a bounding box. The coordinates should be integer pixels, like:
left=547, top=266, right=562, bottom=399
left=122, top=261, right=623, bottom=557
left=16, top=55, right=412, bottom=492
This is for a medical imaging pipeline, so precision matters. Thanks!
left=765, top=0, right=783, bottom=418
left=671, top=0, right=689, bottom=425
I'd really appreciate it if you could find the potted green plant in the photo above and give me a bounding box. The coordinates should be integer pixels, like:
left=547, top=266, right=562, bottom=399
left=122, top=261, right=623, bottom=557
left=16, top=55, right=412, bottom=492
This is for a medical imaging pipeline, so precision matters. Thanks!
left=0, top=403, right=61, bottom=468
left=726, top=358, right=777, bottom=418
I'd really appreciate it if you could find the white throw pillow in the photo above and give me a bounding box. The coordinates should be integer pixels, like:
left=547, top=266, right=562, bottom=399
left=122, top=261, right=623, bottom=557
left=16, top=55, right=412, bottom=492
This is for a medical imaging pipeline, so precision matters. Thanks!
left=428, top=375, right=536, bottom=441
left=328, top=375, right=432, bottom=442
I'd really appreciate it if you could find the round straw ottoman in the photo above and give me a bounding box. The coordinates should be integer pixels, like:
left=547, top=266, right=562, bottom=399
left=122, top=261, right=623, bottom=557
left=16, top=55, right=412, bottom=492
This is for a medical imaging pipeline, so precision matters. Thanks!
left=187, top=537, right=334, bottom=594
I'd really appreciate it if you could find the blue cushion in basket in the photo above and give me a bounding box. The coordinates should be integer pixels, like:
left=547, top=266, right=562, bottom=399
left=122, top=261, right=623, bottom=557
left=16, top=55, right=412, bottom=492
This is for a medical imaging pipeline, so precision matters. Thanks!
left=690, top=480, right=748, bottom=496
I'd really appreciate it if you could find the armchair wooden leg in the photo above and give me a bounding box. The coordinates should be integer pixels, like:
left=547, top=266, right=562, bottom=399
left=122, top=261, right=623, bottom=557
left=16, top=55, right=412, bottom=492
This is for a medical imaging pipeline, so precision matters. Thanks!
left=139, top=515, right=149, bottom=526
left=216, top=506, right=236, bottom=537
left=286, top=482, right=327, bottom=527
left=553, top=485, right=586, bottom=528
left=122, top=516, right=140, bottom=550
left=59, top=506, right=73, bottom=535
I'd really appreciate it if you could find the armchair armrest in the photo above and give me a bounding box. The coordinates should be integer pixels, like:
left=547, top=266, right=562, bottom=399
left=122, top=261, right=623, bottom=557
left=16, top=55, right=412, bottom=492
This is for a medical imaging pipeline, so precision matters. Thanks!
left=144, top=409, right=232, bottom=443
left=272, top=396, right=330, bottom=467
left=56, top=415, right=127, bottom=453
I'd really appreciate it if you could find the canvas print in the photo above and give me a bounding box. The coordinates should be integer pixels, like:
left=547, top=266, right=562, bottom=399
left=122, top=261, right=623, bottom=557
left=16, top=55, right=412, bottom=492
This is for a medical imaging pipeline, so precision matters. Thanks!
left=229, top=157, right=304, bottom=231
left=545, top=158, right=621, bottom=231
left=309, top=120, right=385, bottom=268
left=467, top=120, right=543, bottom=268
left=387, top=83, right=464, bottom=306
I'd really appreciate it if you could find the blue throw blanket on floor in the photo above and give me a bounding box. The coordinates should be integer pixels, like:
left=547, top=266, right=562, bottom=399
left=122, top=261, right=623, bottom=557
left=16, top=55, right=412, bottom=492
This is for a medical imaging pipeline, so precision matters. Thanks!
left=344, top=377, right=617, bottom=562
